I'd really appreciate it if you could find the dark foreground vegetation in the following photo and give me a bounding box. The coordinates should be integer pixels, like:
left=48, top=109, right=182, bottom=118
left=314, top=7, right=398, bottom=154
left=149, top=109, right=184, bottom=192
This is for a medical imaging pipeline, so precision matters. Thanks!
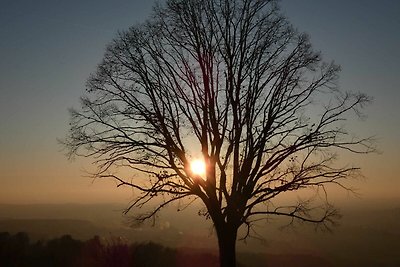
left=1, top=232, right=335, bottom=267
left=2, top=230, right=399, bottom=267
left=0, top=232, right=185, bottom=267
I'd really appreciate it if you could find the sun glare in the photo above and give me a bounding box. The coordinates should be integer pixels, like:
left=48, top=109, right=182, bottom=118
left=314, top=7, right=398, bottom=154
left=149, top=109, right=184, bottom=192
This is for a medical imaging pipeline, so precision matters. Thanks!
left=190, top=159, right=206, bottom=176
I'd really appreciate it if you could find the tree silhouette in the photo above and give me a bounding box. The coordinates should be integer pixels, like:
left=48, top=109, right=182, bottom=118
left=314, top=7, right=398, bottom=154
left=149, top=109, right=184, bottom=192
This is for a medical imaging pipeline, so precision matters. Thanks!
left=64, top=0, right=374, bottom=266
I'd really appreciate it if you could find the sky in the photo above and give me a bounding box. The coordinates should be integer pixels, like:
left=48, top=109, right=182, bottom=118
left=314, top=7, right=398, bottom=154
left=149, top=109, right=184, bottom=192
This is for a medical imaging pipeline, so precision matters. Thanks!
left=0, top=0, right=399, bottom=204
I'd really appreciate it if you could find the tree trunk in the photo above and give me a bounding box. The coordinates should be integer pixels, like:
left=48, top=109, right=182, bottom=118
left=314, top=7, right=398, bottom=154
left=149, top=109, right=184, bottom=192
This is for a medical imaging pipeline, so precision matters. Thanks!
left=216, top=224, right=238, bottom=267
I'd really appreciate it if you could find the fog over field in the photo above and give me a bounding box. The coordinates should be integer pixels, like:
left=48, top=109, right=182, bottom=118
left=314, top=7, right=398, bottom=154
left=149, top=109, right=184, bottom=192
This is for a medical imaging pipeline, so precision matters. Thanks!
left=1, top=198, right=399, bottom=266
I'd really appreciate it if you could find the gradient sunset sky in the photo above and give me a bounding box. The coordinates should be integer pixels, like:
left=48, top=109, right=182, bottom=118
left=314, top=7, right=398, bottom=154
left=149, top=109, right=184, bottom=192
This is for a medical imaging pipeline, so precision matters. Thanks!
left=1, top=0, right=399, bottom=204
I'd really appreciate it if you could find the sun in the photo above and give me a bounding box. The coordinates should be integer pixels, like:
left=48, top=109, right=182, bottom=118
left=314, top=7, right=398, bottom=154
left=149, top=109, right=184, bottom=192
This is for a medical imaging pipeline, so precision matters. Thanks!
left=190, top=159, right=206, bottom=176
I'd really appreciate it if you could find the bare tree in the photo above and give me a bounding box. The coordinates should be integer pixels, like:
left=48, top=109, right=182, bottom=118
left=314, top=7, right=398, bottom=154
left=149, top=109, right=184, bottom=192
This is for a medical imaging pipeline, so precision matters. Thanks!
left=64, top=0, right=374, bottom=266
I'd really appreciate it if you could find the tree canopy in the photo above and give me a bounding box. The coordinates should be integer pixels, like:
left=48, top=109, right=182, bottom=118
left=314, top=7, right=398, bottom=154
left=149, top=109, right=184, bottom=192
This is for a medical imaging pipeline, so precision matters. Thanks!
left=64, top=0, right=374, bottom=266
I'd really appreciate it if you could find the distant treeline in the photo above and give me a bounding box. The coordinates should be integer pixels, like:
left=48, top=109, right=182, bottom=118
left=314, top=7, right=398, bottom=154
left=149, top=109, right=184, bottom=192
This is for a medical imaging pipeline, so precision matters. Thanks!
left=0, top=232, right=220, bottom=267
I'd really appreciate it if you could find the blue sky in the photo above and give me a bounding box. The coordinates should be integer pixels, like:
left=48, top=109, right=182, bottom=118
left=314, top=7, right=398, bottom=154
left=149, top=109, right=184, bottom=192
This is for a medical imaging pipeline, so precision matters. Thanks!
left=0, top=0, right=399, bottom=203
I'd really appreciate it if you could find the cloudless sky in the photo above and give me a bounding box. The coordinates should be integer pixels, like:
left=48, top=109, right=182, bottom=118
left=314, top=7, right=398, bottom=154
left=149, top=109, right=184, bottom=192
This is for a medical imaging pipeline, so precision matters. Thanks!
left=0, top=0, right=399, bottom=204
